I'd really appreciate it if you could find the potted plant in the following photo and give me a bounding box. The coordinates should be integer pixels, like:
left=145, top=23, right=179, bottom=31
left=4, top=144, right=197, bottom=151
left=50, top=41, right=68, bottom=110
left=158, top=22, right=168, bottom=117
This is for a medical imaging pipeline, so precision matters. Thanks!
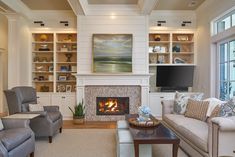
left=69, top=100, right=85, bottom=124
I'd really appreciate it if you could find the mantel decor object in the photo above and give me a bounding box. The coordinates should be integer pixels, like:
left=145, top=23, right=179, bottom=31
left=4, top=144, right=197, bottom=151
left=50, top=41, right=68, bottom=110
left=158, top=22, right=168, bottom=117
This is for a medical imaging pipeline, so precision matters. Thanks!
left=65, top=53, right=72, bottom=62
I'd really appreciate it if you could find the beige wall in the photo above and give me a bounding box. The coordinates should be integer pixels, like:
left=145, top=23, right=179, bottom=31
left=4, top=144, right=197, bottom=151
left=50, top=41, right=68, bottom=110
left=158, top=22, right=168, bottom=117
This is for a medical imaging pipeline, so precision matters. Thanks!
left=0, top=13, right=8, bottom=112
left=194, top=0, right=235, bottom=98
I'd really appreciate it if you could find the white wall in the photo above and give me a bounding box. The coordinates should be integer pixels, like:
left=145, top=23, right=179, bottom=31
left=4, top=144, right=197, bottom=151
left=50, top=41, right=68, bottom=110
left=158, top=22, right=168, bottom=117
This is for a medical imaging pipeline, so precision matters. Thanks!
left=0, top=13, right=8, bottom=112
left=194, top=0, right=235, bottom=98
left=77, top=15, right=148, bottom=74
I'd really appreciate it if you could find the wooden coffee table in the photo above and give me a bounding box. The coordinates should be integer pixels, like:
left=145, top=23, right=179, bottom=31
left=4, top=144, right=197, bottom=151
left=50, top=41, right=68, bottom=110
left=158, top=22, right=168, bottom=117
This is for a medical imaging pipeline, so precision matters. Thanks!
left=126, top=114, right=180, bottom=157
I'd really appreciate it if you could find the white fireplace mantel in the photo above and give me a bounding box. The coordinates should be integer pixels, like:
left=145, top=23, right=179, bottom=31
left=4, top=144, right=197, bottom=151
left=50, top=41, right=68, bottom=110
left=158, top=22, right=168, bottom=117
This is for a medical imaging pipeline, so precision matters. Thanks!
left=76, top=73, right=151, bottom=105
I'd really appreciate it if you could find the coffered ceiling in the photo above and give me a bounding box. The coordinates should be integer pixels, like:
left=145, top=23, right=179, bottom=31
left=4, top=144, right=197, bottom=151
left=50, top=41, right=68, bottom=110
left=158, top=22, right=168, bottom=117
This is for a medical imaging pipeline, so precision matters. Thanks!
left=21, top=0, right=72, bottom=10
left=87, top=0, right=138, bottom=5
left=155, top=0, right=205, bottom=10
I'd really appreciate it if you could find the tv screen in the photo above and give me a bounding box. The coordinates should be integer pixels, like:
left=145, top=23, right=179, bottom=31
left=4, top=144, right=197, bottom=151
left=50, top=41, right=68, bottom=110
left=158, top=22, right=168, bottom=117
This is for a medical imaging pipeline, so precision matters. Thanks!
left=156, top=66, right=194, bottom=88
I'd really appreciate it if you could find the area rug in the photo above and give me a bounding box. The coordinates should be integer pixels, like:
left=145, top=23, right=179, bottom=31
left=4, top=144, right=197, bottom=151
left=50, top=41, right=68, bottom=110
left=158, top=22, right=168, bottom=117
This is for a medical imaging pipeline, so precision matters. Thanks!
left=35, top=129, right=188, bottom=157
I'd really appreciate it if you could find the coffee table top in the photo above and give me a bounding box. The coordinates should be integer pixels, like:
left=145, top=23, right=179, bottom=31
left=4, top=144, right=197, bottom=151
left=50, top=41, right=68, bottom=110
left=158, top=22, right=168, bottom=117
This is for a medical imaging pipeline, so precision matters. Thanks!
left=126, top=114, right=179, bottom=143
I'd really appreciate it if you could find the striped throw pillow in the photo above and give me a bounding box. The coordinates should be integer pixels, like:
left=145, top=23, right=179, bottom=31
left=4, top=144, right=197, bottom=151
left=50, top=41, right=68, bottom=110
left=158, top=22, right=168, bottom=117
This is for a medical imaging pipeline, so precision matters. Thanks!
left=185, top=99, right=209, bottom=121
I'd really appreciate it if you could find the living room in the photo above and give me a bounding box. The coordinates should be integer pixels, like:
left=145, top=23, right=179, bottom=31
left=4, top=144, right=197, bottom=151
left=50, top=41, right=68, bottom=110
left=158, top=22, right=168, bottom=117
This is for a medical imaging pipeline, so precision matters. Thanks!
left=0, top=0, right=235, bottom=157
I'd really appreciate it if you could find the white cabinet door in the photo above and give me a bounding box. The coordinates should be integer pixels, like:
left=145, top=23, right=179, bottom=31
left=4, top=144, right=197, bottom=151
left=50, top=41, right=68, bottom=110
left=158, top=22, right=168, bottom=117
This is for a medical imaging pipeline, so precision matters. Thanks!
left=37, top=93, right=51, bottom=105
left=51, top=93, right=76, bottom=119
left=149, top=93, right=175, bottom=118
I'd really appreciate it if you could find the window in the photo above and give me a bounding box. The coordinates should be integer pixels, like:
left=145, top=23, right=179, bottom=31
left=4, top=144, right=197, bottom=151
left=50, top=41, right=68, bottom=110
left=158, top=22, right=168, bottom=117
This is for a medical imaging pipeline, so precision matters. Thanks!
left=213, top=9, right=235, bottom=35
left=218, top=39, right=235, bottom=100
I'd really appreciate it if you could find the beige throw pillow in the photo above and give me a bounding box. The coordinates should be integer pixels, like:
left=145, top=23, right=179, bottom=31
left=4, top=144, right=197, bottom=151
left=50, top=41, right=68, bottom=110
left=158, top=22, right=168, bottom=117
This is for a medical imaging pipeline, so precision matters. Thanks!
left=206, top=105, right=221, bottom=123
left=29, top=104, right=44, bottom=112
left=185, top=99, right=209, bottom=121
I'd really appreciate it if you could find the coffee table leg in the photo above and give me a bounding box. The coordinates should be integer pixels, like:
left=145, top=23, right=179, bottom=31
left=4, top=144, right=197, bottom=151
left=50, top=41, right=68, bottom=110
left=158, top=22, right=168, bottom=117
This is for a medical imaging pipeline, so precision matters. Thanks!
left=134, top=142, right=139, bottom=157
left=173, top=143, right=179, bottom=157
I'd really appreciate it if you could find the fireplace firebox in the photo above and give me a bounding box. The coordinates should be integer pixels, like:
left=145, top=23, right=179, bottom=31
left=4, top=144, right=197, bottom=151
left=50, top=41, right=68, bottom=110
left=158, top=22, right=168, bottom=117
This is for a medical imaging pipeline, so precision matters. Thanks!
left=96, top=97, right=129, bottom=115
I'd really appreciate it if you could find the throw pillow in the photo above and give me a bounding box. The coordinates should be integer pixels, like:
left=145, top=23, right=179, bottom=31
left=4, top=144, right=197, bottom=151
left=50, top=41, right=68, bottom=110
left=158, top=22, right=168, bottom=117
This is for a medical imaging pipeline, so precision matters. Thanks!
left=0, top=119, right=4, bottom=131
left=219, top=97, right=235, bottom=117
left=174, top=91, right=204, bottom=114
left=206, top=105, right=221, bottom=123
left=29, top=104, right=44, bottom=112
left=185, top=99, right=209, bottom=121
left=204, top=98, right=225, bottom=117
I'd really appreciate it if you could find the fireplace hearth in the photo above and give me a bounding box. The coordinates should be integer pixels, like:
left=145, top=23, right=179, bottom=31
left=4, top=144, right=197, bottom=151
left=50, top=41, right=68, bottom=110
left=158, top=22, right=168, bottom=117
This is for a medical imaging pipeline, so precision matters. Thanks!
left=96, top=97, right=129, bottom=115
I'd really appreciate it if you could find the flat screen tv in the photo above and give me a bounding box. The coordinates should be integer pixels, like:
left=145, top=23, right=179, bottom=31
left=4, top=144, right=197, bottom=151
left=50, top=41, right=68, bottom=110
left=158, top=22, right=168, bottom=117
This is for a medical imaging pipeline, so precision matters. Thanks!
left=156, top=66, right=194, bottom=91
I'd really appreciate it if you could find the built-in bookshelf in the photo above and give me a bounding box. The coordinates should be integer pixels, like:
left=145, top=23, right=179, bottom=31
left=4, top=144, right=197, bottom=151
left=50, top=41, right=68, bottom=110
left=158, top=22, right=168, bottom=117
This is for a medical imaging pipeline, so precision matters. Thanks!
left=32, top=32, right=77, bottom=92
left=149, top=32, right=195, bottom=65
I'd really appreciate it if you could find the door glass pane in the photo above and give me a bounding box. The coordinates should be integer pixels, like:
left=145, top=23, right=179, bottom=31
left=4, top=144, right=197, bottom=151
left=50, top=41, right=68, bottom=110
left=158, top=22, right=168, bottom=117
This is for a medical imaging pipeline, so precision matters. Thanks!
left=230, top=40, right=235, bottom=61
left=220, top=63, right=227, bottom=81
left=230, top=61, right=235, bottom=80
left=229, top=82, right=235, bottom=98
left=220, top=81, right=228, bottom=100
left=220, top=43, right=228, bottom=63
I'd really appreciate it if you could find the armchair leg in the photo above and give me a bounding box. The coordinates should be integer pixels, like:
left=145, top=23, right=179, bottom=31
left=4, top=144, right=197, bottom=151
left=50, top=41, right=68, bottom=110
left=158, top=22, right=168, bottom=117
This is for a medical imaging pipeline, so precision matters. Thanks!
left=49, top=136, right=52, bottom=143
left=60, top=127, right=62, bottom=133
left=30, top=152, right=34, bottom=157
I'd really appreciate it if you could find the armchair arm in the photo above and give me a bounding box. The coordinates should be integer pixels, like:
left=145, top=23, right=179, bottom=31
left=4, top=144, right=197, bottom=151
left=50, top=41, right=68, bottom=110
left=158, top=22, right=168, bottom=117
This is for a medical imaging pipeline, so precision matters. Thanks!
left=0, top=141, right=8, bottom=157
left=211, top=116, right=235, bottom=131
left=161, top=100, right=174, bottom=117
left=2, top=119, right=30, bottom=129
left=43, top=106, right=59, bottom=112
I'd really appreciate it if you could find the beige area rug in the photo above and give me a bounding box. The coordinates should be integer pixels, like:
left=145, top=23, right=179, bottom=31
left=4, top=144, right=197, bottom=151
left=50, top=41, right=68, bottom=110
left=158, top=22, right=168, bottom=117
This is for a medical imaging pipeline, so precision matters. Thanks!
left=35, top=129, right=188, bottom=157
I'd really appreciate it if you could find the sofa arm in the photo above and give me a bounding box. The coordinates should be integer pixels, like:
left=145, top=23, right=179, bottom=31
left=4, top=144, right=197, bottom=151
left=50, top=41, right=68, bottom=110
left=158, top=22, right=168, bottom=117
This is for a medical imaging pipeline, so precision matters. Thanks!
left=43, top=106, right=59, bottom=112
left=211, top=116, right=235, bottom=131
left=161, top=100, right=174, bottom=117
left=2, top=119, right=30, bottom=129
left=208, top=117, right=235, bottom=157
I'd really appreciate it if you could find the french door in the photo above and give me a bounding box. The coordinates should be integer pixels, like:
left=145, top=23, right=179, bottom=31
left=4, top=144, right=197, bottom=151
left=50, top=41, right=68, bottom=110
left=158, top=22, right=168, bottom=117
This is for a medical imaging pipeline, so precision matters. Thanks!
left=218, top=38, right=235, bottom=100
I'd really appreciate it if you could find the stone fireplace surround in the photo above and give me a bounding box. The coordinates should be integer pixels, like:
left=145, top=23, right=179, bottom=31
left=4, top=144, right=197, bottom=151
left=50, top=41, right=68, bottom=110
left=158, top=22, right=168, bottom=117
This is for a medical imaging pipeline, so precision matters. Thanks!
left=76, top=74, right=150, bottom=121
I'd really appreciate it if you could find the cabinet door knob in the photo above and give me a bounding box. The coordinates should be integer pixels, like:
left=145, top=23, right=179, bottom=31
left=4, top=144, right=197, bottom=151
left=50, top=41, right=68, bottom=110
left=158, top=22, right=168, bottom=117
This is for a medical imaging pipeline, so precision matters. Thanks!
left=160, top=97, right=164, bottom=98
left=37, top=96, right=40, bottom=99
left=62, top=96, right=65, bottom=99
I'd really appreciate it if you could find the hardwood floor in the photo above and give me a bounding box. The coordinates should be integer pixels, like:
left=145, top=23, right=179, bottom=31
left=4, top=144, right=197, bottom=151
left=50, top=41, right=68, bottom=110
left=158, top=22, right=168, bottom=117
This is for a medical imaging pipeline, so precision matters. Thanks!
left=63, top=120, right=117, bottom=129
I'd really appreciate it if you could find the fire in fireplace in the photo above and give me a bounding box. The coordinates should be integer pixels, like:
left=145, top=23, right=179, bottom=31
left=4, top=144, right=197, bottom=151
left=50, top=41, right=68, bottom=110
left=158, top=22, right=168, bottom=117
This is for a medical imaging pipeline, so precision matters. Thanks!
left=96, top=97, right=129, bottom=115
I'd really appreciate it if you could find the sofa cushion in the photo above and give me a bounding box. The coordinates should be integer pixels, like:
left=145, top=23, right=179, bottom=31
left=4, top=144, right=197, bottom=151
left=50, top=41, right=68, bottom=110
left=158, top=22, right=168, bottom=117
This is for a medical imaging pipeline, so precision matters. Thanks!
left=0, top=128, right=32, bottom=151
left=185, top=99, right=209, bottom=121
left=48, top=112, right=61, bottom=122
left=174, top=91, right=204, bottom=114
left=163, top=114, right=208, bottom=152
left=220, top=97, right=235, bottom=117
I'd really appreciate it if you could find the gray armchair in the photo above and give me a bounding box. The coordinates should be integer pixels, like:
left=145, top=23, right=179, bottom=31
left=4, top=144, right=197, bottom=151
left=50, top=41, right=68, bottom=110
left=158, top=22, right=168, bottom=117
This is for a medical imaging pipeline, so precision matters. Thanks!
left=0, top=119, right=35, bottom=157
left=4, top=86, right=63, bottom=143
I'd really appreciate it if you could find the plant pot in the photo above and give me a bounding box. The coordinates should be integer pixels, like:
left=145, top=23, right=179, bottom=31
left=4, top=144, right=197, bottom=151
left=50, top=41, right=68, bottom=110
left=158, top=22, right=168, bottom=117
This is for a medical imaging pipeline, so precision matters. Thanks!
left=73, top=116, right=84, bottom=125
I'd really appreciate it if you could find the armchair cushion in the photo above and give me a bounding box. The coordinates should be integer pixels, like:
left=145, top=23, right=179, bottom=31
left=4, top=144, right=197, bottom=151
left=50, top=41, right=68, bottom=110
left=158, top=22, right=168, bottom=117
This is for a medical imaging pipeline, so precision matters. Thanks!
left=48, top=112, right=61, bottom=122
left=0, top=128, right=32, bottom=151
left=29, top=104, right=44, bottom=112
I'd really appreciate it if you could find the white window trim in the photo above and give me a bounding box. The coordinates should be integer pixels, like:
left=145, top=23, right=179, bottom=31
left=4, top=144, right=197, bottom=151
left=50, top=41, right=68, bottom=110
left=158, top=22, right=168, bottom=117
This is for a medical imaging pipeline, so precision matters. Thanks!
left=211, top=5, right=235, bottom=36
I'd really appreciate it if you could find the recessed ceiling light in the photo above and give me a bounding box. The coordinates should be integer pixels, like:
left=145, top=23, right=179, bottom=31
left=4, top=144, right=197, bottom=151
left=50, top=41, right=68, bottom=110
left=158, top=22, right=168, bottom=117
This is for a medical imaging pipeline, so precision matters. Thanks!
left=188, top=0, right=197, bottom=7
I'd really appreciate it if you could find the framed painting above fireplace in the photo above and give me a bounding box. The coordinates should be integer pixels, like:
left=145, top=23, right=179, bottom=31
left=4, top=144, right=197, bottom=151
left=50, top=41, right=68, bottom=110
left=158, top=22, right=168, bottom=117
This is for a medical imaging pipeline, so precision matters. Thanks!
left=92, top=34, right=133, bottom=73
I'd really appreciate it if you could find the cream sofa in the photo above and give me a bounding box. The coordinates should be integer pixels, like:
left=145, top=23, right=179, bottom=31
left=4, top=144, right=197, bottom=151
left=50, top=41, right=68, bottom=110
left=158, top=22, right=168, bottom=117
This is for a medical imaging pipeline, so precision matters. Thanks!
left=161, top=100, right=235, bottom=157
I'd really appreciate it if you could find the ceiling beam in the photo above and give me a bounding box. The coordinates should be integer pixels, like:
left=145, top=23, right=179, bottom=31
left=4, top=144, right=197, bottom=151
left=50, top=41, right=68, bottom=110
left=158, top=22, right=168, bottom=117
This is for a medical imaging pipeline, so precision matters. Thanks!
left=67, top=0, right=84, bottom=15
left=1, top=0, right=32, bottom=19
left=78, top=0, right=89, bottom=15
left=138, top=0, right=159, bottom=15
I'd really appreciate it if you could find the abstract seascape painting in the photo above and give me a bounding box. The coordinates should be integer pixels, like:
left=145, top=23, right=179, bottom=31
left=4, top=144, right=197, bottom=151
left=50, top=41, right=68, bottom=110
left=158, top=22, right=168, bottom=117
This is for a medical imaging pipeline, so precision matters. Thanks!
left=93, top=34, right=132, bottom=73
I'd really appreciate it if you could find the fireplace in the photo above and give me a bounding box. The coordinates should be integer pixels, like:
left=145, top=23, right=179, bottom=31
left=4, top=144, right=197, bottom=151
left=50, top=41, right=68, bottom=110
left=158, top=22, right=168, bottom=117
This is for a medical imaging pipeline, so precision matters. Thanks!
left=96, top=97, right=129, bottom=115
